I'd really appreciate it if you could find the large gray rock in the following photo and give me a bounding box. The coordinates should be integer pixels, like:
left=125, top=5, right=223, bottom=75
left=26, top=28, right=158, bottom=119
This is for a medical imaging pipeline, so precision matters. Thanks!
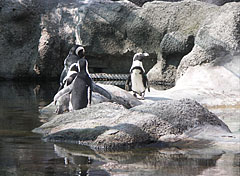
left=0, top=0, right=78, bottom=79
left=33, top=99, right=231, bottom=150
left=148, top=32, right=194, bottom=85
left=176, top=3, right=240, bottom=80
left=80, top=0, right=215, bottom=74
left=0, top=0, right=41, bottom=79
left=1, top=0, right=239, bottom=87
left=39, top=83, right=141, bottom=119
left=114, top=0, right=239, bottom=6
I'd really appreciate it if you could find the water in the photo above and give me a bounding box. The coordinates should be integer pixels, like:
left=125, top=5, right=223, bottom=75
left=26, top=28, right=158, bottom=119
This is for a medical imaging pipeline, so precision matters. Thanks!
left=0, top=81, right=239, bottom=176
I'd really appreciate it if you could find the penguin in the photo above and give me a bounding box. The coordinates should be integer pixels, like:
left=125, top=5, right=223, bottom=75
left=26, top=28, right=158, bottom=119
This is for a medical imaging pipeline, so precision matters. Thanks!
left=125, top=52, right=150, bottom=100
left=58, top=44, right=86, bottom=91
left=54, top=58, right=92, bottom=113
left=70, top=58, right=93, bottom=110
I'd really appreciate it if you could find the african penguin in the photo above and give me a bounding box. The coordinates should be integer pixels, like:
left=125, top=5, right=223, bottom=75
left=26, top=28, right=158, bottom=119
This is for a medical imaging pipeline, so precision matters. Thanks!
left=70, top=58, right=93, bottom=110
left=125, top=52, right=150, bottom=100
left=58, top=44, right=86, bottom=91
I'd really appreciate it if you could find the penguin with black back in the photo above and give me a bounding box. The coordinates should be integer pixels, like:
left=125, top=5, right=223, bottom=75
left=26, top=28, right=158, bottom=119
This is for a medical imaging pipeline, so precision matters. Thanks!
left=69, top=58, right=92, bottom=110
left=125, top=52, right=150, bottom=100
left=58, top=44, right=85, bottom=91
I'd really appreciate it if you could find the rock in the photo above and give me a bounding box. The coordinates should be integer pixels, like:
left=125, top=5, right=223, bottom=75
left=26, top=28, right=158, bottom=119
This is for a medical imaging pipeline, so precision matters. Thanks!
left=0, top=0, right=77, bottom=79
left=80, top=0, right=215, bottom=79
left=176, top=3, right=240, bottom=80
left=33, top=99, right=231, bottom=150
left=169, top=3, right=240, bottom=106
left=0, top=0, right=42, bottom=79
left=39, top=83, right=141, bottom=118
left=118, top=0, right=239, bottom=7
left=197, top=0, right=240, bottom=6
left=1, top=0, right=239, bottom=89
left=148, top=32, right=194, bottom=85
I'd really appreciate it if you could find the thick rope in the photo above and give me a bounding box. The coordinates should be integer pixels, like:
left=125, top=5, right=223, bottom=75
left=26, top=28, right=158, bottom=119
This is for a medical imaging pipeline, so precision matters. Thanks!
left=90, top=73, right=129, bottom=81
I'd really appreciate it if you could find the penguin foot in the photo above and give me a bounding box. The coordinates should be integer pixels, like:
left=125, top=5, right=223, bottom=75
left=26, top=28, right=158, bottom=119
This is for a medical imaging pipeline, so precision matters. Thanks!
left=55, top=108, right=61, bottom=114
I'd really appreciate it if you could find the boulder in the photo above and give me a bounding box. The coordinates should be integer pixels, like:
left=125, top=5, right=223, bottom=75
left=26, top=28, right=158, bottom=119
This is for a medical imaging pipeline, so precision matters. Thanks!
left=176, top=3, right=240, bottom=80
left=170, top=3, right=240, bottom=105
left=122, top=0, right=239, bottom=6
left=0, top=0, right=78, bottom=79
left=1, top=0, right=239, bottom=89
left=33, top=99, right=231, bottom=150
left=0, top=0, right=42, bottom=79
left=148, top=32, right=194, bottom=85
left=39, top=83, right=141, bottom=119
left=80, top=0, right=215, bottom=80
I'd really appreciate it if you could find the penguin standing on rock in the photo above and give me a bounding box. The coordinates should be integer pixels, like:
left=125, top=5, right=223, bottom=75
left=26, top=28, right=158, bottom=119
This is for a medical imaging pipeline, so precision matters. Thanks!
left=54, top=58, right=92, bottom=113
left=58, top=44, right=86, bottom=91
left=125, top=52, right=150, bottom=100
left=70, top=58, right=92, bottom=110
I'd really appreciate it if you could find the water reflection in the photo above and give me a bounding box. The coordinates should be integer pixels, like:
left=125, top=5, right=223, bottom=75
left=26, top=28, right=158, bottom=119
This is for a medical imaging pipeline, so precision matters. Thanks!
left=0, top=81, right=89, bottom=176
left=54, top=143, right=240, bottom=176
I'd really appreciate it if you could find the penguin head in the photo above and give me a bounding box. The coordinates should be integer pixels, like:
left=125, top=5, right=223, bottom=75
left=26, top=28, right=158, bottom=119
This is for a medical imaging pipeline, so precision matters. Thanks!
left=133, top=52, right=149, bottom=62
left=75, top=45, right=85, bottom=58
left=69, top=44, right=85, bottom=58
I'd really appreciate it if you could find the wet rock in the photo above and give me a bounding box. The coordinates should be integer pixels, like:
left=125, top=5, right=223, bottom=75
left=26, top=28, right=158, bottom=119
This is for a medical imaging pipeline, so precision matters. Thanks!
left=33, top=99, right=231, bottom=150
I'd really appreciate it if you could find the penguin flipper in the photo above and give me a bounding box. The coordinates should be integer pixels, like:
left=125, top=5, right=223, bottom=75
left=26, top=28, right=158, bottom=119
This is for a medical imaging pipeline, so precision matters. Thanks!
left=65, top=73, right=77, bottom=86
left=89, top=82, right=93, bottom=105
left=92, top=82, right=112, bottom=100
left=59, top=68, right=68, bottom=91
left=143, top=73, right=150, bottom=92
left=125, top=75, right=131, bottom=91
left=54, top=83, right=73, bottom=103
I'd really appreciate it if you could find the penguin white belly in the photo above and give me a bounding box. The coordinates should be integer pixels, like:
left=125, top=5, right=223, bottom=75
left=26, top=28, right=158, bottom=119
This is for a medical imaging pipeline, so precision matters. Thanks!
left=131, top=70, right=145, bottom=94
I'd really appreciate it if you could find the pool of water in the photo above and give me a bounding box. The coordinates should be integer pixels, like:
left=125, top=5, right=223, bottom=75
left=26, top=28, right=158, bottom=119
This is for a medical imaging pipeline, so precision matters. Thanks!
left=0, top=81, right=239, bottom=176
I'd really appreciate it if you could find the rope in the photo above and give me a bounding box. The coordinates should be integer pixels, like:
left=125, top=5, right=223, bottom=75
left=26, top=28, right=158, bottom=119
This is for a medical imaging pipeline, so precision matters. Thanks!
left=95, top=80, right=126, bottom=86
left=90, top=73, right=129, bottom=81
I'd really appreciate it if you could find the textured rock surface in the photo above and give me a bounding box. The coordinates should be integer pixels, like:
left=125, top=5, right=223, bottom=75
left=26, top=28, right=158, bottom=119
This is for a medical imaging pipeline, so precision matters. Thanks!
left=39, top=83, right=141, bottom=119
left=33, top=99, right=231, bottom=149
left=0, top=0, right=78, bottom=79
left=0, top=0, right=239, bottom=90
left=114, top=0, right=240, bottom=6
left=176, top=3, right=240, bottom=80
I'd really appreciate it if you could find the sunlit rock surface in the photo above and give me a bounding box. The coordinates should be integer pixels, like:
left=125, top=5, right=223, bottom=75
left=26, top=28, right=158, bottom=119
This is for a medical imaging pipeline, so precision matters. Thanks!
left=1, top=0, right=239, bottom=86
left=33, top=99, right=233, bottom=150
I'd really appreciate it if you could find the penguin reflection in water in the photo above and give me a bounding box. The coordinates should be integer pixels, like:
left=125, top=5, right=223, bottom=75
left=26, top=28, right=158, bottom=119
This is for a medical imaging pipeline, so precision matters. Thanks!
left=54, top=58, right=92, bottom=114
left=125, top=52, right=150, bottom=100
